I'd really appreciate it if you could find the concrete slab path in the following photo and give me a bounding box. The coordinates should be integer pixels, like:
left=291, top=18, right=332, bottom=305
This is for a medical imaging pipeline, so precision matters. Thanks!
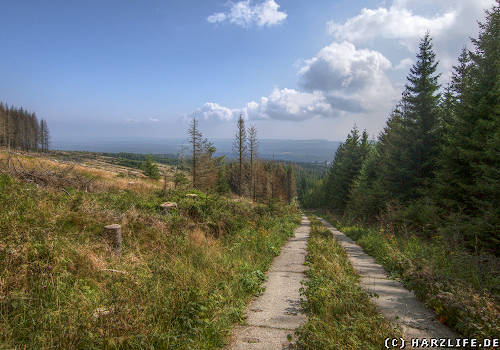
left=317, top=217, right=457, bottom=349
left=227, top=215, right=310, bottom=350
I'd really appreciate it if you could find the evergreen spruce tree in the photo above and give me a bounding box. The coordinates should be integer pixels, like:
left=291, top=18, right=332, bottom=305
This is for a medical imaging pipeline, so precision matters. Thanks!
left=435, top=48, right=474, bottom=210
left=377, top=33, right=441, bottom=202
left=436, top=1, right=500, bottom=249
left=141, top=155, right=160, bottom=179
left=376, top=104, right=413, bottom=201
left=324, top=126, right=366, bottom=212
left=346, top=145, right=380, bottom=221
left=403, top=32, right=441, bottom=192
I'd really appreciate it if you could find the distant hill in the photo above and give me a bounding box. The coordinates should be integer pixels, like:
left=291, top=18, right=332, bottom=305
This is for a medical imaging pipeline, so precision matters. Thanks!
left=53, top=138, right=340, bottom=163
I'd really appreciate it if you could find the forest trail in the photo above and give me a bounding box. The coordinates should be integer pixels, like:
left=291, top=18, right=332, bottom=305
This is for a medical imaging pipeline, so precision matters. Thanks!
left=227, top=215, right=310, bottom=350
left=317, top=217, right=457, bottom=348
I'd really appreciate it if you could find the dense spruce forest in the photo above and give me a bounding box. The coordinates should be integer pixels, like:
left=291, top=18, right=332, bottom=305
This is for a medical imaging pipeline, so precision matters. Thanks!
left=300, top=4, right=499, bottom=255
left=0, top=103, right=50, bottom=152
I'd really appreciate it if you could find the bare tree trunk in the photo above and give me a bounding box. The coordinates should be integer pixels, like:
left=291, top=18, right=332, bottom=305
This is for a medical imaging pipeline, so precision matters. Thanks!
left=188, top=116, right=202, bottom=188
left=233, top=114, right=247, bottom=195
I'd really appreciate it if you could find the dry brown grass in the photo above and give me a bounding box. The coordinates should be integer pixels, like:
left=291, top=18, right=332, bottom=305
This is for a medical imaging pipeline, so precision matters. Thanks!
left=0, top=149, right=166, bottom=193
left=0, top=148, right=300, bottom=349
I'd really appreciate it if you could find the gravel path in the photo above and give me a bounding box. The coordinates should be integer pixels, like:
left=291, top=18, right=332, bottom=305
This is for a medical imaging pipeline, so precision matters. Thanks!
left=226, top=215, right=310, bottom=350
left=317, top=217, right=457, bottom=349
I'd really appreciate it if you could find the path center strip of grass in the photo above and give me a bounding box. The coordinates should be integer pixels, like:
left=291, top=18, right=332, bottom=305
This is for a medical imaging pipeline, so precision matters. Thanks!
left=316, top=211, right=500, bottom=341
left=295, top=216, right=400, bottom=350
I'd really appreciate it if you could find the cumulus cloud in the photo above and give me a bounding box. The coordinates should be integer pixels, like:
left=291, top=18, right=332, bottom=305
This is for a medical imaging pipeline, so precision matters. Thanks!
left=299, top=41, right=392, bottom=92
left=195, top=41, right=398, bottom=123
left=197, top=102, right=237, bottom=121
left=298, top=41, right=397, bottom=113
left=198, top=0, right=494, bottom=127
left=325, top=0, right=495, bottom=87
left=245, top=88, right=332, bottom=121
left=327, top=7, right=456, bottom=48
left=327, top=0, right=495, bottom=54
left=198, top=89, right=332, bottom=122
left=207, top=0, right=287, bottom=27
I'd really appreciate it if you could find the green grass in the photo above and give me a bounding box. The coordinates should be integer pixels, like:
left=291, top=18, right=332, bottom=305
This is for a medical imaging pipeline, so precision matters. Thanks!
left=295, top=216, right=400, bottom=349
left=0, top=174, right=300, bottom=349
left=316, top=211, right=500, bottom=341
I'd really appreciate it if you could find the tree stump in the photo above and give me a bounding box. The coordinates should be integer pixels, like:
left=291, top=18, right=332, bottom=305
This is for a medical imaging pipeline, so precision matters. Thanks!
left=104, top=224, right=122, bottom=256
left=159, top=202, right=177, bottom=214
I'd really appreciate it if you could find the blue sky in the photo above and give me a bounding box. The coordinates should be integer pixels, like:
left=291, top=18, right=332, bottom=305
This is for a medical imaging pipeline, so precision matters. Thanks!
left=0, top=0, right=495, bottom=143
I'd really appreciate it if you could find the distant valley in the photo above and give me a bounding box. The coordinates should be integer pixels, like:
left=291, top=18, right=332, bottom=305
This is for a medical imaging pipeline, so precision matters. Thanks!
left=53, top=138, right=340, bottom=163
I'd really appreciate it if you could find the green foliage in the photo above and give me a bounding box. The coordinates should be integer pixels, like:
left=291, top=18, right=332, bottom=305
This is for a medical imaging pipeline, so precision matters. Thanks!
left=296, top=10, right=500, bottom=342
left=173, top=172, right=189, bottom=188
left=296, top=217, right=400, bottom=349
left=103, top=152, right=180, bottom=168
left=316, top=212, right=500, bottom=340
left=324, top=127, right=370, bottom=211
left=295, top=162, right=328, bottom=204
left=215, top=167, right=230, bottom=194
left=141, top=155, right=160, bottom=179
left=376, top=33, right=441, bottom=203
left=0, top=173, right=300, bottom=349
left=298, top=4, right=500, bottom=253
left=345, top=147, right=383, bottom=222
left=435, top=2, right=500, bottom=250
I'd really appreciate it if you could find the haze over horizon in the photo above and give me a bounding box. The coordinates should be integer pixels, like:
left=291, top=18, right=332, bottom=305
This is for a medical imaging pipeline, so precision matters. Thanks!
left=53, top=137, right=342, bottom=163
left=1, top=0, right=495, bottom=143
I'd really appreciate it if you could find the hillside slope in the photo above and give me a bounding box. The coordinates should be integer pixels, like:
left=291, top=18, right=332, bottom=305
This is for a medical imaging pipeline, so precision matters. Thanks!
left=0, top=150, right=300, bottom=349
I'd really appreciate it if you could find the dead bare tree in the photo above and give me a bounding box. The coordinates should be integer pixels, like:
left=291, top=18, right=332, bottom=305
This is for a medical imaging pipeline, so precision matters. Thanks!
left=0, top=155, right=96, bottom=192
left=188, top=116, right=203, bottom=188
left=233, top=114, right=247, bottom=195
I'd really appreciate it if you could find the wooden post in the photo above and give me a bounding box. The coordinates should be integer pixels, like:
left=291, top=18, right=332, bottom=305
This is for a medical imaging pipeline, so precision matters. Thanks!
left=163, top=175, right=167, bottom=192
left=104, top=224, right=122, bottom=256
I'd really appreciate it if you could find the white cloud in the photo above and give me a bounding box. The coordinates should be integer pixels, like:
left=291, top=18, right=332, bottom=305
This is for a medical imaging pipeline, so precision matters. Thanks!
left=207, top=13, right=227, bottom=24
left=149, top=117, right=160, bottom=122
left=197, top=0, right=494, bottom=136
left=299, top=41, right=392, bottom=92
left=325, top=0, right=495, bottom=85
left=197, top=102, right=238, bottom=121
left=395, top=57, right=413, bottom=70
left=298, top=41, right=398, bottom=113
left=245, top=88, right=332, bottom=121
left=195, top=42, right=398, bottom=123
left=326, top=0, right=495, bottom=54
left=327, top=6, right=456, bottom=49
left=198, top=88, right=333, bottom=122
left=207, top=0, right=287, bottom=27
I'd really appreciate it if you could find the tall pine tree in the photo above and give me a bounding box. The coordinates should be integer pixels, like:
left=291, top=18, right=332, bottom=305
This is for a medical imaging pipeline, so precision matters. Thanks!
left=377, top=33, right=441, bottom=202
left=436, top=2, right=500, bottom=249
